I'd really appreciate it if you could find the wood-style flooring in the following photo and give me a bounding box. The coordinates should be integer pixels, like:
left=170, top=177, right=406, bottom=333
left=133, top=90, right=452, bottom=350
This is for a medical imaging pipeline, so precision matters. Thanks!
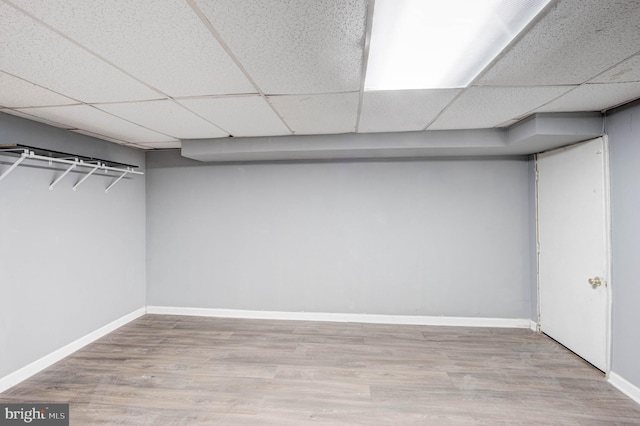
left=2, top=314, right=639, bottom=425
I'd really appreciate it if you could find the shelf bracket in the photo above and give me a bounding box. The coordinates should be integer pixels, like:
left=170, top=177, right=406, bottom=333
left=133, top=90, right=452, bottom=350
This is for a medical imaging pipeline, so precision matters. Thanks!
left=0, top=151, right=29, bottom=183
left=49, top=161, right=77, bottom=190
left=72, top=163, right=101, bottom=191
left=105, top=169, right=130, bottom=193
left=1, top=144, right=143, bottom=192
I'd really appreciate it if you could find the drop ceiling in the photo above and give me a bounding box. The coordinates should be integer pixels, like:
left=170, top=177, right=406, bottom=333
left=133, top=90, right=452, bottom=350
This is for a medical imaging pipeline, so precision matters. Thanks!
left=1, top=0, right=639, bottom=154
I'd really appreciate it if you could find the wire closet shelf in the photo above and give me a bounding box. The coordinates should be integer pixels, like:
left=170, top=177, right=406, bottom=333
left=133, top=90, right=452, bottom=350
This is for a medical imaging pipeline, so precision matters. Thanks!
left=0, top=144, right=143, bottom=193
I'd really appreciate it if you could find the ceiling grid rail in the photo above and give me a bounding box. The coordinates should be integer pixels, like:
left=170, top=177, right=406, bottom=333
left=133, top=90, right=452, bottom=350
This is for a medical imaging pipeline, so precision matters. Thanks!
left=0, top=145, right=143, bottom=192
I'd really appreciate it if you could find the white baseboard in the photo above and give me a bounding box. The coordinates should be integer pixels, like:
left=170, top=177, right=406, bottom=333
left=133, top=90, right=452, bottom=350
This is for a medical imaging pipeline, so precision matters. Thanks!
left=0, top=307, right=145, bottom=393
left=146, top=306, right=531, bottom=328
left=530, top=320, right=538, bottom=332
left=609, top=371, right=640, bottom=405
left=0, top=306, right=531, bottom=393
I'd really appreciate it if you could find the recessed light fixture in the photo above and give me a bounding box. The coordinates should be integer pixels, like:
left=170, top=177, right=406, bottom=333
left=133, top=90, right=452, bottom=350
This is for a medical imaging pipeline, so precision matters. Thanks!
left=364, top=0, right=551, bottom=90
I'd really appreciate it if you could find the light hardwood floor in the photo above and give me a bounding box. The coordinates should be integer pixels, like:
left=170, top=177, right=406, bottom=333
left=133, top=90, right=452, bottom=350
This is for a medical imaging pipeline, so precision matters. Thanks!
left=2, top=314, right=639, bottom=425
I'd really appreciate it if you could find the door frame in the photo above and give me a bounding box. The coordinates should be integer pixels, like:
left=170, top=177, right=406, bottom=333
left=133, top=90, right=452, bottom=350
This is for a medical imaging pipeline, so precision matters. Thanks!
left=534, top=136, right=613, bottom=373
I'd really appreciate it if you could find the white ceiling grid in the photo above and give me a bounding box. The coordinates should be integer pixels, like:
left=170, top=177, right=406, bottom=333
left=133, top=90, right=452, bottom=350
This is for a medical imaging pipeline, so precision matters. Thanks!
left=178, top=96, right=291, bottom=137
left=8, top=0, right=256, bottom=97
left=1, top=108, right=74, bottom=130
left=478, top=0, right=640, bottom=86
left=16, top=105, right=178, bottom=143
left=193, top=0, right=367, bottom=94
left=591, top=54, right=640, bottom=84
left=429, top=86, right=574, bottom=130
left=0, top=2, right=162, bottom=103
left=96, top=100, right=229, bottom=139
left=535, top=82, right=640, bottom=113
left=71, top=129, right=135, bottom=146
left=359, top=90, right=461, bottom=133
left=0, top=0, right=639, bottom=150
left=0, top=71, right=77, bottom=108
left=268, top=93, right=360, bottom=135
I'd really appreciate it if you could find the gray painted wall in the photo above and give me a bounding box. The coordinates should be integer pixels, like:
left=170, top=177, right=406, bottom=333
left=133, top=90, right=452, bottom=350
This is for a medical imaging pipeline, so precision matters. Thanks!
left=0, top=113, right=146, bottom=379
left=528, top=156, right=538, bottom=322
left=607, top=101, right=640, bottom=388
left=147, top=151, right=532, bottom=318
left=2, top=104, right=638, bottom=394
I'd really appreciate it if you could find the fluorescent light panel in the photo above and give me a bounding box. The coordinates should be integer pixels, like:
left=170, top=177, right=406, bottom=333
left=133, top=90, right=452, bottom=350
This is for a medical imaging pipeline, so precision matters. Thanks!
left=365, top=0, right=550, bottom=90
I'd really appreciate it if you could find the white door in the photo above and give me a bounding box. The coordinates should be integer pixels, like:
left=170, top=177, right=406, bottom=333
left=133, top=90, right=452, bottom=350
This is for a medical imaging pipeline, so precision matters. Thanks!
left=536, top=137, right=610, bottom=371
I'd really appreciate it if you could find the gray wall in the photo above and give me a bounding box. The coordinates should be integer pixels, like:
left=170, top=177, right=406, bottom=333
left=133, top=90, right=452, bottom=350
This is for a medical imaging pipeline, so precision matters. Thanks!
left=3, top=103, right=638, bottom=391
left=147, top=151, right=532, bottom=318
left=0, top=113, right=146, bottom=379
left=528, top=156, right=538, bottom=322
left=607, top=100, right=640, bottom=388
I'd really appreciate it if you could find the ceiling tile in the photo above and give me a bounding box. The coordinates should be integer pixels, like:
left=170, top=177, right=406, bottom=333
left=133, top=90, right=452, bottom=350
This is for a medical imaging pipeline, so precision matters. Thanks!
left=177, top=96, right=290, bottom=137
left=268, top=93, right=359, bottom=135
left=1, top=108, right=72, bottom=129
left=194, top=0, right=367, bottom=94
left=126, top=144, right=154, bottom=150
left=479, top=0, right=640, bottom=86
left=71, top=129, right=129, bottom=145
left=10, top=0, right=255, bottom=97
left=134, top=141, right=182, bottom=149
left=591, top=54, right=640, bottom=83
left=535, top=82, right=640, bottom=113
left=0, top=2, right=161, bottom=103
left=497, top=119, right=520, bottom=128
left=0, top=72, right=78, bottom=108
left=15, top=105, right=177, bottom=143
left=429, top=86, right=573, bottom=130
left=359, top=89, right=461, bottom=133
left=96, top=100, right=228, bottom=139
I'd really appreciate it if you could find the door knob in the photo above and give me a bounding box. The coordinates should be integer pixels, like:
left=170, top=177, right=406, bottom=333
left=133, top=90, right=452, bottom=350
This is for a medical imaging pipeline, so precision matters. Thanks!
left=588, top=277, right=602, bottom=288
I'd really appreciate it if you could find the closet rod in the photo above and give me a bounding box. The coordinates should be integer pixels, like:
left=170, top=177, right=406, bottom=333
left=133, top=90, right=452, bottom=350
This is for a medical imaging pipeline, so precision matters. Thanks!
left=27, top=151, right=144, bottom=175
left=1, top=148, right=143, bottom=191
